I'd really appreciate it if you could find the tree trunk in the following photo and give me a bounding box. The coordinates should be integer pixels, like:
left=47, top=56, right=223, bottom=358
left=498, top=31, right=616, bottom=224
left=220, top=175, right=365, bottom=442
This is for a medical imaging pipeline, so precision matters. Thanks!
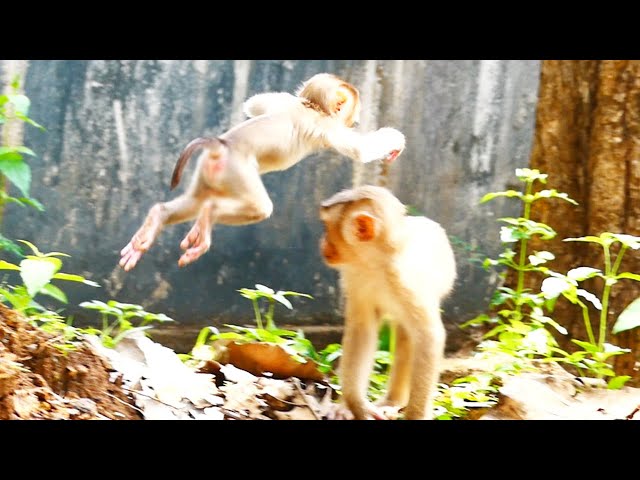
left=507, top=60, right=640, bottom=381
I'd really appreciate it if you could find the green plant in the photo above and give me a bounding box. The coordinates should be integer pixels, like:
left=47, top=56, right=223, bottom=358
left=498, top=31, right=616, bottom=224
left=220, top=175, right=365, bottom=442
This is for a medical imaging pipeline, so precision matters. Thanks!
left=463, top=168, right=639, bottom=388
left=0, top=240, right=98, bottom=314
left=434, top=374, right=500, bottom=420
left=0, top=240, right=103, bottom=353
left=462, top=168, right=577, bottom=369
left=237, top=284, right=313, bottom=330
left=79, top=299, right=174, bottom=348
left=0, top=77, right=45, bottom=255
left=539, top=232, right=639, bottom=386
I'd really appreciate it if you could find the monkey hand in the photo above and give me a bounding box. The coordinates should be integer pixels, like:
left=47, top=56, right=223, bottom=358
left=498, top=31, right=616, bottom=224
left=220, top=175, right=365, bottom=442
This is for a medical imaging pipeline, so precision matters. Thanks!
left=360, top=127, right=406, bottom=164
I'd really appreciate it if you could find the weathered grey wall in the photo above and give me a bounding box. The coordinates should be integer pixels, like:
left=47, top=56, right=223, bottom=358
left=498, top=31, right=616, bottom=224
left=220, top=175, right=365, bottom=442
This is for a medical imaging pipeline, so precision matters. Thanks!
left=0, top=60, right=540, bottom=332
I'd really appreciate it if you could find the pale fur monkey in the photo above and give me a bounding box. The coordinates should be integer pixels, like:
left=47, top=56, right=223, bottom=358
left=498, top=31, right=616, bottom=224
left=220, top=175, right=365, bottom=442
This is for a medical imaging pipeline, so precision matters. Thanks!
left=319, top=185, right=457, bottom=420
left=120, top=73, right=406, bottom=271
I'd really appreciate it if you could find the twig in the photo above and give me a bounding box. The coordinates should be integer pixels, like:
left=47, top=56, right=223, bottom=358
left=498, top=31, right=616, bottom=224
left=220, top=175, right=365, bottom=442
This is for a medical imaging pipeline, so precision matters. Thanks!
left=220, top=408, right=250, bottom=420
left=105, top=391, right=145, bottom=416
left=292, top=377, right=320, bottom=420
left=119, top=385, right=182, bottom=411
left=626, top=404, right=640, bottom=420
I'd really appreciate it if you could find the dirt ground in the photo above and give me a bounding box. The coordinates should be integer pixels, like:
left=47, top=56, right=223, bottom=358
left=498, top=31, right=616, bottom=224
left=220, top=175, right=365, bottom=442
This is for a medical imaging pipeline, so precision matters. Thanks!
left=0, top=304, right=141, bottom=420
left=2, top=301, right=639, bottom=421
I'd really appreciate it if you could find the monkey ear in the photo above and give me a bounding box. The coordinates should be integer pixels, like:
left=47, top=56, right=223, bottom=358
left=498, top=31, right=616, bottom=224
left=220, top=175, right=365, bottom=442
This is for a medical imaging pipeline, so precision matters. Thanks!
left=333, top=88, right=349, bottom=113
left=353, top=213, right=377, bottom=242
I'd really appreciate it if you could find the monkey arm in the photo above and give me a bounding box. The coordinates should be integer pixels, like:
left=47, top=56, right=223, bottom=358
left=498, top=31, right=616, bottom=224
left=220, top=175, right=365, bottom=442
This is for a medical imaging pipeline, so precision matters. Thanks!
left=243, top=92, right=301, bottom=118
left=324, top=126, right=406, bottom=163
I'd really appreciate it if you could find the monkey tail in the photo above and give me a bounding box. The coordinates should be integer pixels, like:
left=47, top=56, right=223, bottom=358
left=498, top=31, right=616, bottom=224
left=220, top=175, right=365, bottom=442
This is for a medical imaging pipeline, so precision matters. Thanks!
left=171, top=137, right=224, bottom=190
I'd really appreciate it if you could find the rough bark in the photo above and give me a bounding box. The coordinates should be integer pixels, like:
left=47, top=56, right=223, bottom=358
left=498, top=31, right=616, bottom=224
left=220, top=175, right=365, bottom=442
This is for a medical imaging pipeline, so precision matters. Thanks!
left=507, top=60, right=640, bottom=381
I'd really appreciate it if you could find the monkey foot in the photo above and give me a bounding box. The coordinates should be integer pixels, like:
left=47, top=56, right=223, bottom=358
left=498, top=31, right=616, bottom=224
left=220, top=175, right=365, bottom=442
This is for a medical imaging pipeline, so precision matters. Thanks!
left=324, top=402, right=401, bottom=420
left=178, top=225, right=211, bottom=267
left=119, top=219, right=163, bottom=271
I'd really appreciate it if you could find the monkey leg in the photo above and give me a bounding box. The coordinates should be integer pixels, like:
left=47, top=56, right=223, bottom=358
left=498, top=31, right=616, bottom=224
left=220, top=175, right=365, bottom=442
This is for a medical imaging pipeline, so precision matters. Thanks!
left=119, top=195, right=204, bottom=271
left=376, top=324, right=413, bottom=408
left=339, top=307, right=380, bottom=420
left=404, top=308, right=446, bottom=420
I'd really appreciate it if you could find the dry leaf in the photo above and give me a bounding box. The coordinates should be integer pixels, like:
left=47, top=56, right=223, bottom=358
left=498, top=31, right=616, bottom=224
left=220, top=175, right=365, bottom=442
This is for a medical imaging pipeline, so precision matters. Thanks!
left=226, top=342, right=324, bottom=381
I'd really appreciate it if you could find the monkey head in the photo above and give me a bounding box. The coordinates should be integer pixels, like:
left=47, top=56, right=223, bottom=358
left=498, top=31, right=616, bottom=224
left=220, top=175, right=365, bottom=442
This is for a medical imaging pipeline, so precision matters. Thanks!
left=319, top=185, right=406, bottom=266
left=297, top=73, right=361, bottom=128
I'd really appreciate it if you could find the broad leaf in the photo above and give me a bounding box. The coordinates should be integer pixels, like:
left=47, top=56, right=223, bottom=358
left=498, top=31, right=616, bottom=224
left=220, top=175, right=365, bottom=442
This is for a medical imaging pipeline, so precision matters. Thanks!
left=7, top=94, right=30, bottom=115
left=612, top=297, right=640, bottom=334
left=0, top=155, right=30, bottom=197
left=19, top=258, right=60, bottom=297
left=607, top=376, right=631, bottom=390
left=568, top=267, right=601, bottom=281
left=541, top=277, right=572, bottom=299
left=608, top=233, right=640, bottom=250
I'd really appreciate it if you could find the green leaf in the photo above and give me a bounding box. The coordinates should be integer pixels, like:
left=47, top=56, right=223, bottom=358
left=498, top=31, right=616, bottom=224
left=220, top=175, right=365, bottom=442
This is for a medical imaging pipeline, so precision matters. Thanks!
left=533, top=189, right=578, bottom=205
left=52, top=272, right=100, bottom=287
left=19, top=258, right=60, bottom=297
left=255, top=284, right=275, bottom=294
left=17, top=240, right=41, bottom=256
left=571, top=339, right=600, bottom=353
left=567, top=267, right=601, bottom=281
left=528, top=251, right=555, bottom=266
left=40, top=284, right=68, bottom=304
left=15, top=196, right=45, bottom=211
left=272, top=293, right=293, bottom=309
left=0, top=259, right=21, bottom=271
left=608, top=234, right=640, bottom=250
left=576, top=289, right=602, bottom=310
left=15, top=113, right=45, bottom=131
left=515, top=168, right=547, bottom=183
left=0, top=155, right=30, bottom=197
left=541, top=277, right=573, bottom=299
left=607, top=376, right=631, bottom=390
left=564, top=236, right=605, bottom=246
left=0, top=146, right=36, bottom=157
left=7, top=94, right=30, bottom=115
left=479, top=190, right=523, bottom=204
left=0, top=234, right=23, bottom=256
left=612, top=297, right=640, bottom=334
left=278, top=291, right=314, bottom=299
left=616, top=272, right=640, bottom=282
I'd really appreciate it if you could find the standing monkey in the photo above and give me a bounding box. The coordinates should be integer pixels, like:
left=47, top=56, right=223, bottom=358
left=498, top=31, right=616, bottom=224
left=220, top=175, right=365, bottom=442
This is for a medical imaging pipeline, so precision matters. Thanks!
left=119, top=73, right=406, bottom=271
left=319, top=186, right=456, bottom=420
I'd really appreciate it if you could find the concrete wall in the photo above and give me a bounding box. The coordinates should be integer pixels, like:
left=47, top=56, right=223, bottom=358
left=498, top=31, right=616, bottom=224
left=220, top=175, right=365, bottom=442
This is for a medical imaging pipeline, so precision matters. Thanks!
left=0, top=60, right=541, bottom=333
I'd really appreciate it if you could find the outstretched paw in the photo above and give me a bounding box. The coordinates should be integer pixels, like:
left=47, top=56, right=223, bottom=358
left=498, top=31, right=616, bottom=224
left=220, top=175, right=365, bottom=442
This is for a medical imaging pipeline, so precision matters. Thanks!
left=361, top=127, right=406, bottom=163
